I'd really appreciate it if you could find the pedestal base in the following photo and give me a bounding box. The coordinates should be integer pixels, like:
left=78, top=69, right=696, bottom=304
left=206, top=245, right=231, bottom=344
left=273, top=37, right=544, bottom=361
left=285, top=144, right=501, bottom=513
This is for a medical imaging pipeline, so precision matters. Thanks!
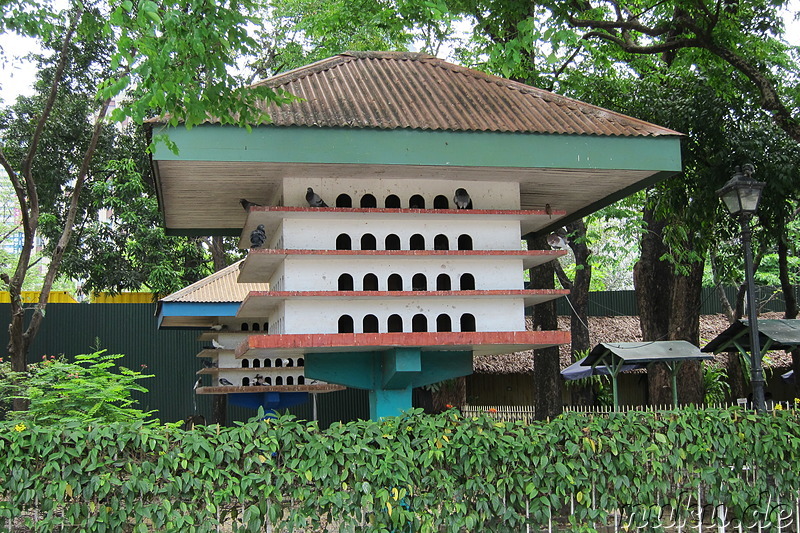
left=305, top=347, right=472, bottom=420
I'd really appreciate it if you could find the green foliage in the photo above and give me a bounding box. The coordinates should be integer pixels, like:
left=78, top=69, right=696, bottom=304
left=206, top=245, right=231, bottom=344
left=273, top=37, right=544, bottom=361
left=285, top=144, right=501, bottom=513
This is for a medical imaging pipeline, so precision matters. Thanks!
left=703, top=363, right=731, bottom=404
left=2, top=350, right=155, bottom=425
left=0, top=407, right=798, bottom=531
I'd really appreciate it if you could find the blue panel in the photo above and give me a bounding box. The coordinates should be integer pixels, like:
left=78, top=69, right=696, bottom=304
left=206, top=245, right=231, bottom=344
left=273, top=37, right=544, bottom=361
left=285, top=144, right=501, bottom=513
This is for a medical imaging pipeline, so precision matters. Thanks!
left=158, top=301, right=241, bottom=317
left=228, top=391, right=309, bottom=411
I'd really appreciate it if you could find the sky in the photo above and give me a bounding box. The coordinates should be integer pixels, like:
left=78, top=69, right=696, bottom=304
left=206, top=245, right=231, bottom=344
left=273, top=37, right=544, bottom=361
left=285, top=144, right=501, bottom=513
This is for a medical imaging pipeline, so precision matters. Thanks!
left=0, top=4, right=798, bottom=105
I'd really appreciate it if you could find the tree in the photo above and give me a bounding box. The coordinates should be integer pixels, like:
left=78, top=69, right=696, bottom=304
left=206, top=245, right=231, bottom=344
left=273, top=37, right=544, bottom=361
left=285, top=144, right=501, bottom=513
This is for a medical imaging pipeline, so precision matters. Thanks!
left=250, top=0, right=460, bottom=77
left=550, top=0, right=800, bottom=143
left=0, top=0, right=288, bottom=410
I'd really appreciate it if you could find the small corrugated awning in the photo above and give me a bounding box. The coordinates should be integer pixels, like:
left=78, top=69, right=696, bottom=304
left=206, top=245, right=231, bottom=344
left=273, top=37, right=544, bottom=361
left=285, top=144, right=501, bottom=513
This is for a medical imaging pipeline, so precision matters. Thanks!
left=582, top=341, right=711, bottom=408
left=584, top=340, right=711, bottom=365
left=157, top=260, right=269, bottom=328
left=702, top=319, right=800, bottom=354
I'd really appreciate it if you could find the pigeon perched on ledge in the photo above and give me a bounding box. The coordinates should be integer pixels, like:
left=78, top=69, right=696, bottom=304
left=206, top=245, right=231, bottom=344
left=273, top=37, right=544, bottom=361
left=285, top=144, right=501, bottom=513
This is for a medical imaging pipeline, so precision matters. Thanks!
left=240, top=198, right=263, bottom=211
left=219, top=378, right=234, bottom=386
left=306, top=187, right=328, bottom=207
left=250, top=224, right=267, bottom=249
left=454, top=188, right=472, bottom=209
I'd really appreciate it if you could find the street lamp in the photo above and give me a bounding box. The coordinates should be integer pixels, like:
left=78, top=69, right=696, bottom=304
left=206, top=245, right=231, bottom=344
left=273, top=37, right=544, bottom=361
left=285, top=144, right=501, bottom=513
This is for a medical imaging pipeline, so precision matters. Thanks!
left=716, top=164, right=766, bottom=411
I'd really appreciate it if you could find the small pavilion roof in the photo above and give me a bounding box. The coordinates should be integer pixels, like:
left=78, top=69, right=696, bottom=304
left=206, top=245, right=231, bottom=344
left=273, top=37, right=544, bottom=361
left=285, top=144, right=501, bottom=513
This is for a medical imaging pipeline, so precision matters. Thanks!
left=159, top=260, right=267, bottom=303
left=583, top=341, right=711, bottom=366
left=702, top=319, right=800, bottom=354
left=156, top=260, right=268, bottom=328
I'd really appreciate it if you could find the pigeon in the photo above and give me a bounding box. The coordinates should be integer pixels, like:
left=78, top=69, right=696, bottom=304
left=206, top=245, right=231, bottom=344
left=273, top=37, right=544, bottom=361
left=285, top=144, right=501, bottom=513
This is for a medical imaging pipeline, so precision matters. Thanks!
left=219, top=378, right=234, bottom=386
left=250, top=224, right=267, bottom=249
left=211, top=339, right=224, bottom=349
left=254, top=374, right=264, bottom=386
left=201, top=359, right=217, bottom=368
left=454, top=188, right=472, bottom=209
left=546, top=227, right=569, bottom=249
left=306, top=187, right=328, bottom=208
left=240, top=198, right=263, bottom=211
left=210, top=324, right=227, bottom=331
left=193, top=378, right=202, bottom=390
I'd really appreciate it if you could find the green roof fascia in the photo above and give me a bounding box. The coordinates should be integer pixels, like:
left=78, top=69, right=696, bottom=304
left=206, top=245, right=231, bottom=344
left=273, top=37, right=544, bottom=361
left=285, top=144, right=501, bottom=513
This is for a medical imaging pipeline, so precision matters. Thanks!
left=151, top=124, right=682, bottom=172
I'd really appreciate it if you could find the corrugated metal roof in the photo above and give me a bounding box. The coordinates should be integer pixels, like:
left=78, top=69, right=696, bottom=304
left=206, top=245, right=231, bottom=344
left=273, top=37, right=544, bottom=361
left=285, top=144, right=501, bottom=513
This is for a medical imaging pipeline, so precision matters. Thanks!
left=160, top=261, right=268, bottom=303
left=703, top=319, right=800, bottom=353
left=585, top=340, right=711, bottom=364
left=249, top=51, right=680, bottom=137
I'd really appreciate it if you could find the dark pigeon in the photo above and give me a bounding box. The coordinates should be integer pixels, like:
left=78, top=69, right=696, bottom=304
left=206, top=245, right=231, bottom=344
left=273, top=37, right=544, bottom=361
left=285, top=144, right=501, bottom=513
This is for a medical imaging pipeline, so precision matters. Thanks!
left=240, top=198, right=263, bottom=211
left=454, top=188, right=472, bottom=209
left=219, top=378, right=234, bottom=386
left=250, top=224, right=267, bottom=249
left=201, top=359, right=217, bottom=368
left=306, top=187, right=328, bottom=208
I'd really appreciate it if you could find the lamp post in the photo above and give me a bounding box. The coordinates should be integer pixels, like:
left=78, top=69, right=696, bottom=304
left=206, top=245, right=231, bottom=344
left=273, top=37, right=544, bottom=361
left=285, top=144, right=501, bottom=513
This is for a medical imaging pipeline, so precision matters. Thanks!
left=716, top=164, right=766, bottom=411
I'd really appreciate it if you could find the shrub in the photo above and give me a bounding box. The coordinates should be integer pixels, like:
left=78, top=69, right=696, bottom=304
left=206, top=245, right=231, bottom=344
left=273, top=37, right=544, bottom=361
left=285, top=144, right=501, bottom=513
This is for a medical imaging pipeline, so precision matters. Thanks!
left=1, top=350, right=155, bottom=425
left=0, top=407, right=798, bottom=532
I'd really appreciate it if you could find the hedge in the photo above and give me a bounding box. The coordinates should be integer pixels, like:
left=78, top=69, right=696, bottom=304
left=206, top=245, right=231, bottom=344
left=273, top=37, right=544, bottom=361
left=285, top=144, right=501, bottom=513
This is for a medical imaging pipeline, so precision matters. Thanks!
left=1, top=407, right=799, bottom=532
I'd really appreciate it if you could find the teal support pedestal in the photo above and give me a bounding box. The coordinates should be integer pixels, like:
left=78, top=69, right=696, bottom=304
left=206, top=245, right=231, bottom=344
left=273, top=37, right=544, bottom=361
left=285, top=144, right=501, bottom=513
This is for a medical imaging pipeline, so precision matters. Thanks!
left=305, top=348, right=472, bottom=420
left=369, top=388, right=413, bottom=420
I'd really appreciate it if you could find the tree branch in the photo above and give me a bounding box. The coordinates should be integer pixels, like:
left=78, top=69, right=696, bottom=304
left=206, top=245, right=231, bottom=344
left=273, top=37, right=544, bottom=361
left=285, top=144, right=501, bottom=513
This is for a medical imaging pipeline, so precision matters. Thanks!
left=581, top=30, right=703, bottom=54
left=25, top=97, right=112, bottom=350
left=553, top=259, right=573, bottom=290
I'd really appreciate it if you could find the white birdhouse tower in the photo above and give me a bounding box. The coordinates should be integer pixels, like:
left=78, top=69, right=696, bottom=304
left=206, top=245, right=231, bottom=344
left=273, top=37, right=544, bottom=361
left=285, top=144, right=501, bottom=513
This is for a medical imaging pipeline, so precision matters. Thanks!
left=151, top=52, right=683, bottom=420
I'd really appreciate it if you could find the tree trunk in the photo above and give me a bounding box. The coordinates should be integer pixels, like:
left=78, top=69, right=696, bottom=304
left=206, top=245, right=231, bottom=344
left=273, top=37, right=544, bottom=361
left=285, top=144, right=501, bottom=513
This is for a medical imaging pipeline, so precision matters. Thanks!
left=527, top=234, right=562, bottom=419
left=212, top=394, right=227, bottom=426
left=209, top=235, right=228, bottom=272
left=209, top=243, right=230, bottom=425
left=566, top=219, right=592, bottom=357
left=633, top=203, right=673, bottom=405
left=432, top=377, right=467, bottom=412
left=727, top=352, right=748, bottom=400
left=668, top=258, right=705, bottom=404
left=778, top=235, right=800, bottom=398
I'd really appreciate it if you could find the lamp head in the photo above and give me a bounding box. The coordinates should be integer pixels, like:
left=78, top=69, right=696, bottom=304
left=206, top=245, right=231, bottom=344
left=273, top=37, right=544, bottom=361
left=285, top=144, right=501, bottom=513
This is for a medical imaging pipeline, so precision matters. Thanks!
left=716, top=164, right=765, bottom=217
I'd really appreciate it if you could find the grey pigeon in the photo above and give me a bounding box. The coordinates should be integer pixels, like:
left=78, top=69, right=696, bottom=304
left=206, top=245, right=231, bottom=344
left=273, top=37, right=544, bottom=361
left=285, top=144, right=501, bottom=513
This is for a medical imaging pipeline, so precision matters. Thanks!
left=250, top=224, right=267, bottom=249
left=240, top=198, right=263, bottom=211
left=219, top=378, right=234, bottom=386
left=454, top=188, right=472, bottom=209
left=306, top=187, right=328, bottom=207
left=210, top=324, right=227, bottom=331
left=254, top=374, right=264, bottom=386
left=193, top=377, right=202, bottom=390
left=546, top=227, right=569, bottom=249
left=201, top=359, right=217, bottom=368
